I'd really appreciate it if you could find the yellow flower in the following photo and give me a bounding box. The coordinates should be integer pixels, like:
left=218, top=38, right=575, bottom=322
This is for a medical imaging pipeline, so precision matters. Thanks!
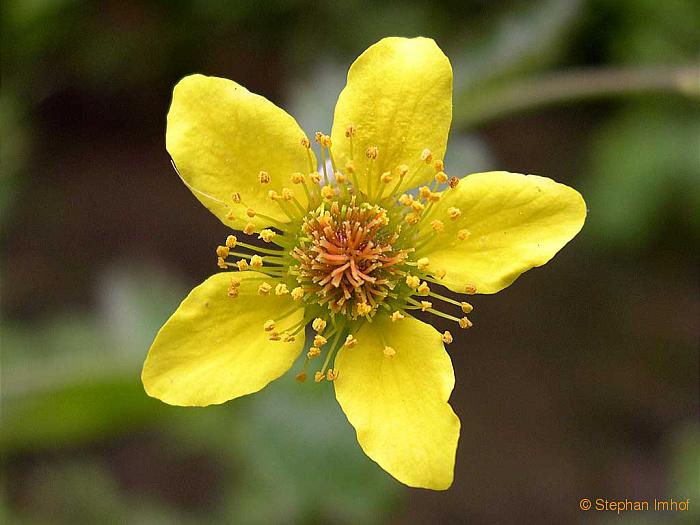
left=141, top=37, right=586, bottom=490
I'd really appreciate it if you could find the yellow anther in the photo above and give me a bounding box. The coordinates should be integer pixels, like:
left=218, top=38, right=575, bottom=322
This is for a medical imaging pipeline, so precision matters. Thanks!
left=405, top=275, right=420, bottom=289
left=398, top=194, right=413, bottom=206
left=229, top=277, right=242, bottom=288
left=320, top=135, right=332, bottom=148
left=431, top=219, right=445, bottom=232
left=226, top=212, right=236, bottom=221
left=237, top=259, right=250, bottom=271
left=268, top=331, right=281, bottom=341
left=263, top=320, right=276, bottom=332
left=345, top=161, right=355, bottom=173
left=434, top=159, right=445, bottom=172
left=281, top=188, right=294, bottom=200
left=217, top=257, right=227, bottom=269
left=411, top=201, right=425, bottom=212
left=283, top=333, right=296, bottom=342
left=447, top=207, right=461, bottom=219
left=457, top=229, right=471, bottom=241
left=449, top=176, right=459, bottom=189
left=258, top=282, right=272, bottom=295
left=419, top=186, right=431, bottom=199
left=321, top=185, right=335, bottom=200
left=312, top=318, right=327, bottom=332
left=258, top=171, right=271, bottom=184
left=295, top=371, right=307, bottom=382
left=267, top=190, right=280, bottom=200
left=420, top=148, right=433, bottom=163
left=383, top=346, right=396, bottom=358
left=435, top=171, right=448, bottom=184
left=326, top=369, right=338, bottom=381
left=420, top=301, right=432, bottom=311
left=250, top=255, right=263, bottom=269
left=390, top=311, right=405, bottom=322
left=464, top=284, right=477, bottom=294
left=336, top=172, right=347, bottom=183
left=291, top=172, right=305, bottom=184
left=344, top=334, right=357, bottom=347
left=307, top=347, right=321, bottom=359
left=396, top=164, right=409, bottom=177
left=416, top=257, right=430, bottom=270
left=243, top=223, right=256, bottom=235
left=231, top=192, right=242, bottom=203
left=227, top=285, right=239, bottom=298
left=259, top=229, right=276, bottom=242
left=459, top=317, right=473, bottom=329
left=300, top=137, right=311, bottom=149
left=225, top=235, right=237, bottom=248
left=246, top=208, right=256, bottom=218
left=380, top=171, right=393, bottom=184
left=216, top=245, right=230, bottom=258
left=310, top=173, right=322, bottom=184
left=429, top=192, right=440, bottom=202
left=313, top=334, right=327, bottom=347
left=405, top=212, right=420, bottom=225
left=435, top=268, right=447, bottom=279
left=417, top=281, right=430, bottom=295
left=461, top=302, right=474, bottom=314
left=275, top=283, right=289, bottom=295
left=345, top=125, right=356, bottom=137
left=356, top=302, right=372, bottom=316
left=365, top=146, right=378, bottom=159
left=314, top=131, right=324, bottom=143
left=314, top=371, right=324, bottom=383
left=442, top=331, right=453, bottom=344
left=291, top=287, right=304, bottom=300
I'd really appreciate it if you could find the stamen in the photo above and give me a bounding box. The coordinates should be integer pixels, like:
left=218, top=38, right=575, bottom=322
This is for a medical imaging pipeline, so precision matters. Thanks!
left=226, top=235, right=237, bottom=248
left=383, top=346, right=396, bottom=358
left=390, top=311, right=405, bottom=322
left=258, top=171, right=271, bottom=184
left=312, top=318, right=327, bottom=332
left=257, top=282, right=272, bottom=295
left=442, top=331, right=453, bottom=344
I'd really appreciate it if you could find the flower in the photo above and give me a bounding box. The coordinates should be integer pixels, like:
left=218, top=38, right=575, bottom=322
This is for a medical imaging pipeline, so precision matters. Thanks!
left=142, top=37, right=586, bottom=490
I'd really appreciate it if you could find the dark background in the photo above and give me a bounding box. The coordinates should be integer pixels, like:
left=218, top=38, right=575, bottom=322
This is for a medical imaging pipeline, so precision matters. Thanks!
left=2, top=1, right=698, bottom=523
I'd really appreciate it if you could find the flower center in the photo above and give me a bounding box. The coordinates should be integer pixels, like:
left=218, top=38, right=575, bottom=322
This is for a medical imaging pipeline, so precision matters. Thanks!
left=291, top=198, right=408, bottom=318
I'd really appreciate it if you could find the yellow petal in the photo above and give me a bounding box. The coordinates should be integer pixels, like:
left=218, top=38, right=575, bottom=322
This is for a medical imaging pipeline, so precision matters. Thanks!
left=330, top=37, right=452, bottom=195
left=142, top=272, right=304, bottom=406
left=421, top=171, right=586, bottom=294
left=167, top=74, right=313, bottom=229
left=334, top=315, right=460, bottom=490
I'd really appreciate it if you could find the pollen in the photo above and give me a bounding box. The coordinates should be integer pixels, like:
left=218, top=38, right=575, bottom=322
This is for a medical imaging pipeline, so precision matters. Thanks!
left=383, top=346, right=396, bottom=358
left=246, top=208, right=256, bottom=218
left=356, top=302, right=372, bottom=317
left=380, top=171, right=393, bottom=183
left=326, top=369, right=338, bottom=381
left=291, top=287, right=304, bottom=300
left=464, top=283, right=477, bottom=294
left=259, top=229, right=276, bottom=242
left=231, top=192, right=242, bottom=204
left=419, top=186, right=431, bottom=199
left=258, top=171, right=271, bottom=184
left=314, top=371, right=324, bottom=383
left=314, top=334, right=327, bottom=347
left=268, top=332, right=281, bottom=341
left=216, top=245, right=229, bottom=258
left=345, top=161, right=355, bottom=173
left=420, top=301, right=432, bottom=311
left=345, top=125, right=356, bottom=137
left=428, top=192, right=441, bottom=202
left=365, top=146, right=378, bottom=159
left=243, top=223, right=256, bottom=235
left=416, top=257, right=430, bottom=270
left=263, top=320, right=276, bottom=332
left=345, top=334, right=358, bottom=347
left=399, top=194, right=413, bottom=206
left=411, top=201, right=425, bottom=212
left=250, top=255, right=264, bottom=269
left=320, top=135, right=332, bottom=148
left=460, top=302, right=473, bottom=313
left=435, top=171, right=448, bottom=184
left=405, top=213, right=420, bottom=225
left=225, top=235, right=237, bottom=248
left=442, top=331, right=453, bottom=344
left=421, top=148, right=433, bottom=163
left=300, top=137, right=311, bottom=149
left=406, top=275, right=420, bottom=289
left=459, top=317, right=473, bottom=329
left=435, top=269, right=447, bottom=279
left=268, top=190, right=280, bottom=200
left=217, top=257, right=227, bottom=269
left=282, top=333, right=296, bottom=343
left=237, top=259, right=250, bottom=271
left=291, top=172, right=305, bottom=184
left=457, top=229, right=471, bottom=241
left=321, top=185, right=335, bottom=200
left=312, top=318, right=327, bottom=332
left=227, top=285, right=239, bottom=298
left=447, top=207, right=462, bottom=219
left=449, top=176, right=459, bottom=188
left=310, top=173, right=322, bottom=184
left=257, top=282, right=272, bottom=295
left=307, top=347, right=321, bottom=359
left=336, top=171, right=347, bottom=183
left=281, top=188, right=294, bottom=201
left=274, top=283, right=289, bottom=295
left=417, top=281, right=430, bottom=295
left=431, top=220, right=445, bottom=232
left=390, top=311, right=405, bottom=322
left=434, top=159, right=445, bottom=172
left=295, top=371, right=307, bottom=382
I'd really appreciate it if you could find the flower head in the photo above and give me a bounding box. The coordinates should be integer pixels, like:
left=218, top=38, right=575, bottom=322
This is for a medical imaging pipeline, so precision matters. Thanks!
left=142, top=37, right=586, bottom=490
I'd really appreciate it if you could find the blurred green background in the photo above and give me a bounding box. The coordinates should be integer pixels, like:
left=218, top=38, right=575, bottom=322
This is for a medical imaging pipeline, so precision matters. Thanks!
left=2, top=0, right=698, bottom=523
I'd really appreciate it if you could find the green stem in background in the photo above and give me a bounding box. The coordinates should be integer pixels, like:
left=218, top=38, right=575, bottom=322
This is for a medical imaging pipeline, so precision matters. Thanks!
left=454, top=65, right=700, bottom=128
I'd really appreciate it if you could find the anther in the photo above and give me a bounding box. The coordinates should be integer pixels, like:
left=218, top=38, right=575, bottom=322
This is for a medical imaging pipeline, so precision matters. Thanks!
left=246, top=208, right=256, bottom=218
left=300, top=137, right=311, bottom=149
left=259, top=229, right=276, bottom=242
left=326, top=369, right=338, bottom=381
left=405, top=213, right=420, bottom=225
left=312, top=318, right=327, bottom=332
left=383, top=346, right=396, bottom=358
left=344, top=334, right=357, bottom=348
left=406, top=275, right=420, bottom=289
left=320, top=135, right=332, bottom=148
left=447, top=207, right=461, bottom=219
left=449, top=176, right=459, bottom=188
left=268, top=332, right=281, bottom=341
left=258, top=171, right=271, bottom=184
left=307, top=347, right=321, bottom=359
left=227, top=285, right=239, bottom=298
left=345, top=161, right=355, bottom=173
left=459, top=317, right=473, bottom=329
left=356, top=303, right=372, bottom=316
left=283, top=332, right=296, bottom=342
left=411, top=201, right=425, bottom=212
left=431, top=220, right=445, bottom=232
left=464, top=284, right=477, bottom=294
left=267, top=190, right=280, bottom=200
left=250, top=255, right=263, bottom=269
left=397, top=164, right=409, bottom=177
left=421, top=148, right=433, bottom=163
left=217, top=257, right=227, bottom=269
left=295, top=371, right=307, bottom=382
left=417, top=281, right=430, bottom=295
left=243, top=223, right=256, bottom=235
left=336, top=172, right=347, bottom=183
left=365, top=146, right=378, bottom=159
left=309, top=173, right=322, bottom=184
left=419, top=186, right=431, bottom=199
left=390, top=311, right=405, bottom=322
left=314, top=131, right=324, bottom=143
left=258, top=282, right=272, bottom=295
left=457, top=229, right=470, bottom=241
left=291, top=287, right=304, bottom=300
left=216, top=245, right=230, bottom=258
left=380, top=171, right=393, bottom=184
left=435, top=171, right=448, bottom=184
left=416, top=257, right=430, bottom=270
left=281, top=188, right=294, bottom=200
left=420, top=301, right=432, bottom=311
left=345, top=125, right=356, bottom=137
left=461, top=302, right=474, bottom=314
left=434, top=160, right=445, bottom=172
left=226, top=212, right=236, bottom=221
left=291, top=172, right=305, bottom=184
left=435, top=269, right=447, bottom=279
left=225, top=235, right=237, bottom=248
left=313, top=334, right=327, bottom=347
left=429, top=192, right=440, bottom=202
left=442, top=331, right=453, bottom=344
left=231, top=192, right=242, bottom=203
left=321, top=185, right=335, bottom=200
left=275, top=283, right=289, bottom=295
left=263, top=320, right=276, bottom=332
left=237, top=260, right=250, bottom=271
left=314, top=371, right=324, bottom=383
left=399, top=194, right=413, bottom=206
